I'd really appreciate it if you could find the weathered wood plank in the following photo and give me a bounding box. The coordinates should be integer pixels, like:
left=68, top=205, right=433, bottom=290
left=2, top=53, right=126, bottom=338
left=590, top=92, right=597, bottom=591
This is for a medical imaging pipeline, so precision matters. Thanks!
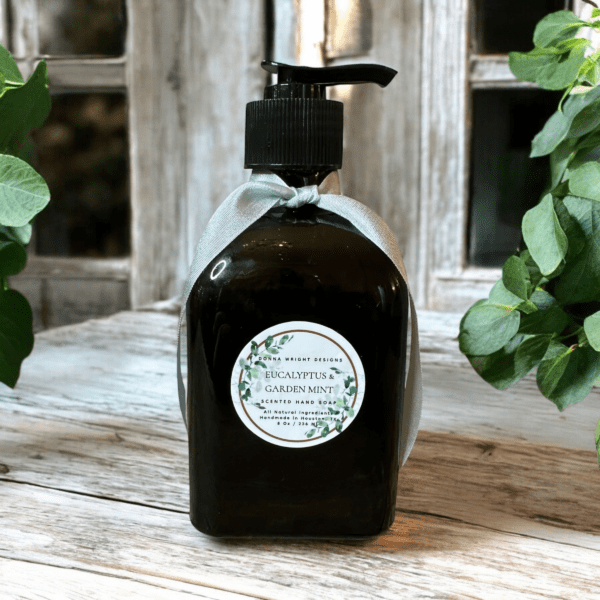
left=1, top=481, right=597, bottom=600
left=420, top=0, right=469, bottom=309
left=401, top=431, right=600, bottom=547
left=0, top=557, right=252, bottom=600
left=182, top=0, right=266, bottom=287
left=14, top=256, right=131, bottom=281
left=8, top=0, right=38, bottom=60
left=328, top=0, right=423, bottom=303
left=0, top=0, right=8, bottom=47
left=470, top=56, right=535, bottom=88
left=45, top=57, right=127, bottom=91
left=128, top=0, right=189, bottom=307
left=325, top=0, right=373, bottom=60
left=8, top=277, right=130, bottom=331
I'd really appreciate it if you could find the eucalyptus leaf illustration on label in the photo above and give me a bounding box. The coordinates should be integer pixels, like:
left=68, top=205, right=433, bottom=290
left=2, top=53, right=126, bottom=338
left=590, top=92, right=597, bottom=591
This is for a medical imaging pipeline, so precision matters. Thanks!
left=230, top=321, right=365, bottom=448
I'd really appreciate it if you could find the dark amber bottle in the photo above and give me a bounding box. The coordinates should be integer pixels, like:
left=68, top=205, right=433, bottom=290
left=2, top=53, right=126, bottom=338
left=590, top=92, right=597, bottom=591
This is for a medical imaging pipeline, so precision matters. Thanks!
left=185, top=61, right=408, bottom=538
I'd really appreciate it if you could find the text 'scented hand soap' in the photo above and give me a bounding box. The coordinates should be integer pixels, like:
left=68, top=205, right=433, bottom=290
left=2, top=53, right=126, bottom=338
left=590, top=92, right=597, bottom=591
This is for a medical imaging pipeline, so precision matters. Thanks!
left=177, top=60, right=422, bottom=538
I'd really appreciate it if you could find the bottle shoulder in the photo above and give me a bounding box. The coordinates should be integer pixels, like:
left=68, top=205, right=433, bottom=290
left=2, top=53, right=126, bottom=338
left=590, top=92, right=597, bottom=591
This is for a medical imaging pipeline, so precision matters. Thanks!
left=190, top=204, right=408, bottom=302
left=231, top=205, right=398, bottom=267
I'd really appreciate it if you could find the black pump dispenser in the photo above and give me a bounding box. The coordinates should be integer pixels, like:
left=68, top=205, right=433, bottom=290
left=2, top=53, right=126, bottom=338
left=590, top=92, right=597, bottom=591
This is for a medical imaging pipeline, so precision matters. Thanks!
left=244, top=60, right=397, bottom=171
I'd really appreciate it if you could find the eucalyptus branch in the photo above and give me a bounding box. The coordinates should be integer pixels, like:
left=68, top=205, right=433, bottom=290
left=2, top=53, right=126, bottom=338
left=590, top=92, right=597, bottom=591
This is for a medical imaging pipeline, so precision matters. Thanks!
left=457, top=8, right=600, bottom=465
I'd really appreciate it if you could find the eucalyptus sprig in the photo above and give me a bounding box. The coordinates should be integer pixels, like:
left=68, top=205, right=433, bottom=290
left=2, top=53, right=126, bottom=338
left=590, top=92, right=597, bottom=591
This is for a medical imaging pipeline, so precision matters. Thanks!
left=457, top=9, right=600, bottom=464
left=0, top=43, right=51, bottom=388
left=238, top=333, right=293, bottom=409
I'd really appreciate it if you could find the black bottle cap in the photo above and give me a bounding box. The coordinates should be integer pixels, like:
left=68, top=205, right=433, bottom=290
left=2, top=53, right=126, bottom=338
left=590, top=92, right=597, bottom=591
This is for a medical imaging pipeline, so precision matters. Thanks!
left=244, top=60, right=397, bottom=171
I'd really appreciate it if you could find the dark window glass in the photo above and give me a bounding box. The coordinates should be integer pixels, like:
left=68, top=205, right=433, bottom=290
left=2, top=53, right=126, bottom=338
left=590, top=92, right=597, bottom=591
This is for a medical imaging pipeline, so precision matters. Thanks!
left=39, top=0, right=126, bottom=57
left=32, top=93, right=130, bottom=257
left=474, top=0, right=568, bottom=54
left=468, top=89, right=560, bottom=267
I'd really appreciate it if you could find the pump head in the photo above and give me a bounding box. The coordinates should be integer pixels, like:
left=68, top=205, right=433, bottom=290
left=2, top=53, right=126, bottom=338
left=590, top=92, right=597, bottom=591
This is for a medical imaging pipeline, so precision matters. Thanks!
left=244, top=60, right=397, bottom=172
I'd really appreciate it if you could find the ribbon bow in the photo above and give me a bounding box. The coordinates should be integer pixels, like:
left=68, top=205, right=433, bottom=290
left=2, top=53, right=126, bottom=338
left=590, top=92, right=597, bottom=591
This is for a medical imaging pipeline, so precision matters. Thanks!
left=177, top=171, right=422, bottom=466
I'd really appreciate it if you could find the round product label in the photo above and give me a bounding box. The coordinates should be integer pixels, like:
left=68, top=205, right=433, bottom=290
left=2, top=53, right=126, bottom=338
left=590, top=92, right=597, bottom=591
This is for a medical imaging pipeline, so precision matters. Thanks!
left=230, top=321, right=365, bottom=448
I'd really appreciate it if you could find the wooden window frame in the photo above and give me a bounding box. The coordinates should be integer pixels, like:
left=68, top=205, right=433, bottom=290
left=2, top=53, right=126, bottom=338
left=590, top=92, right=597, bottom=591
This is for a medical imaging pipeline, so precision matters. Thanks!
left=0, top=0, right=191, bottom=319
left=420, top=0, right=586, bottom=312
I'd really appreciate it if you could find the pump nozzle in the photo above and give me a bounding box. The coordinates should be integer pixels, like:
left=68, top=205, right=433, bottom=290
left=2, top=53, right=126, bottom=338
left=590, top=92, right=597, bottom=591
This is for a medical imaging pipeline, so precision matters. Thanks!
left=262, top=60, right=396, bottom=88
left=245, top=59, right=397, bottom=171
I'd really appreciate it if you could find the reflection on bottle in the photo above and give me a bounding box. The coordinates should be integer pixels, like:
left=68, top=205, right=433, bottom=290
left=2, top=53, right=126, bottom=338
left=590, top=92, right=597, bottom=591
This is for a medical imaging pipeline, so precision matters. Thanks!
left=210, top=259, right=227, bottom=280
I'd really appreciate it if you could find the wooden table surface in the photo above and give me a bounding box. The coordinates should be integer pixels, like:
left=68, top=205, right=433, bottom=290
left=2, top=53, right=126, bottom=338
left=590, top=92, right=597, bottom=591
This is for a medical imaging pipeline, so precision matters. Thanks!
left=1, top=308, right=599, bottom=599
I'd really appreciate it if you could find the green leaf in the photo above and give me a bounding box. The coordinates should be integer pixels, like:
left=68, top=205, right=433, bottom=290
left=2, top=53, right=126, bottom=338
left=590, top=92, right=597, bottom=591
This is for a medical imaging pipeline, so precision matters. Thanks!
left=531, top=85, right=600, bottom=157
left=502, top=255, right=531, bottom=300
left=0, top=288, right=34, bottom=387
left=335, top=398, right=345, bottom=407
left=537, top=45, right=587, bottom=90
left=347, top=386, right=357, bottom=395
left=0, top=223, right=32, bottom=245
left=335, top=421, right=343, bottom=433
left=280, top=334, right=289, bottom=344
left=238, top=382, right=246, bottom=391
left=549, top=138, right=577, bottom=188
left=520, top=249, right=545, bottom=288
left=0, top=239, right=26, bottom=277
left=249, top=368, right=259, bottom=378
left=0, top=60, right=50, bottom=156
left=536, top=342, right=600, bottom=410
left=554, top=196, right=600, bottom=304
left=522, top=194, right=568, bottom=275
left=553, top=196, right=586, bottom=260
left=508, top=49, right=558, bottom=83
left=0, top=44, right=24, bottom=86
left=346, top=407, right=355, bottom=417
left=306, top=429, right=316, bottom=438
left=459, top=303, right=521, bottom=356
left=489, top=279, right=536, bottom=312
left=533, top=11, right=585, bottom=48
left=0, top=155, right=50, bottom=227
left=267, top=348, right=278, bottom=354
left=317, top=420, right=328, bottom=427
left=321, top=426, right=330, bottom=437
left=518, top=290, right=570, bottom=336
left=239, top=358, right=248, bottom=368
left=567, top=98, right=600, bottom=139
left=255, top=360, right=267, bottom=369
left=468, top=334, right=552, bottom=390
left=536, top=342, right=572, bottom=396
left=568, top=162, right=600, bottom=201
left=265, top=335, right=273, bottom=349
left=584, top=311, right=600, bottom=351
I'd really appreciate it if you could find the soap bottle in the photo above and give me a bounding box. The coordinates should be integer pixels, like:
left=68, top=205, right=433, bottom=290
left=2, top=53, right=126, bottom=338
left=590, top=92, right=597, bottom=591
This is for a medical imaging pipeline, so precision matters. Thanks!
left=186, top=60, right=409, bottom=538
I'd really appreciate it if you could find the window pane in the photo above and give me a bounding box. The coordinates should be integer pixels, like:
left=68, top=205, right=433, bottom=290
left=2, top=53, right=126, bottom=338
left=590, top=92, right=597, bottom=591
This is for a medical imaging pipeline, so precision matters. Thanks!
left=39, top=0, right=126, bottom=56
left=468, top=89, right=559, bottom=267
left=474, top=0, right=567, bottom=54
left=32, top=93, right=130, bottom=257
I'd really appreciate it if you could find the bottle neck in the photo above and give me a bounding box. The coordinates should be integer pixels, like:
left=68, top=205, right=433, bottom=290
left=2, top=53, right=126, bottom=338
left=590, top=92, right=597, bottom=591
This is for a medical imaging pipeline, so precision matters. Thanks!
left=266, top=168, right=334, bottom=188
